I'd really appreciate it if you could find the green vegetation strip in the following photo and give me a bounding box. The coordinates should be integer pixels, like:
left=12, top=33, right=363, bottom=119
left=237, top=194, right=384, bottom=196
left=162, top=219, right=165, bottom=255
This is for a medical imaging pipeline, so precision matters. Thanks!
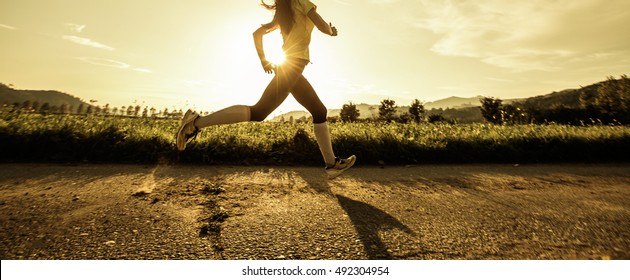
left=1, top=112, right=629, bottom=165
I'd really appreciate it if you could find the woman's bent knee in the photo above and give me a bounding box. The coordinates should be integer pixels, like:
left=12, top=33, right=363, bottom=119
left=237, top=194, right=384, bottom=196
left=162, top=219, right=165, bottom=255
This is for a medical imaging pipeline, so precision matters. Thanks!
left=312, top=107, right=327, bottom=124
left=249, top=106, right=268, bottom=122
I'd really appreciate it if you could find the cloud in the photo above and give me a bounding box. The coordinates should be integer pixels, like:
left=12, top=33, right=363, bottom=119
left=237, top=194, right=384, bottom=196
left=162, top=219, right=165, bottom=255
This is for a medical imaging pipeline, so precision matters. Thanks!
left=76, top=57, right=129, bottom=69
left=133, top=68, right=153, bottom=73
left=0, top=24, right=17, bottom=30
left=64, top=23, right=86, bottom=33
left=411, top=0, right=630, bottom=71
left=76, top=57, right=152, bottom=74
left=62, top=35, right=115, bottom=51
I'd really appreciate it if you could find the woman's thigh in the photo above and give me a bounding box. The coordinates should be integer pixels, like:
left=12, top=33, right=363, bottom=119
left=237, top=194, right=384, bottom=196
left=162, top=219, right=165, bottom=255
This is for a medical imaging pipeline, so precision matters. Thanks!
left=249, top=61, right=306, bottom=121
left=291, top=75, right=327, bottom=123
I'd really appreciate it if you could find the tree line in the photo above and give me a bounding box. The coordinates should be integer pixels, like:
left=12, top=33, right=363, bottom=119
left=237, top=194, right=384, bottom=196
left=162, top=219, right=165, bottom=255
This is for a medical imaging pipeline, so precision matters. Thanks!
left=480, top=75, right=630, bottom=125
left=2, top=100, right=189, bottom=119
left=4, top=75, right=627, bottom=125
left=336, top=75, right=629, bottom=125
left=336, top=99, right=428, bottom=123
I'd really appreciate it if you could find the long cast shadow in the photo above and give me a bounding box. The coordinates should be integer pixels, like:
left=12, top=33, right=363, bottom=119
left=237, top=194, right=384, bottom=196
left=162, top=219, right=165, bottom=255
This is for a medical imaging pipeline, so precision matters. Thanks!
left=277, top=168, right=416, bottom=260
left=335, top=194, right=415, bottom=260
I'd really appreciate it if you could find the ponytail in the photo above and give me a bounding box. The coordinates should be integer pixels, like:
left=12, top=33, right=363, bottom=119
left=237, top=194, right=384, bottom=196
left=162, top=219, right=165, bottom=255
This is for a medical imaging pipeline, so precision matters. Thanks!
left=261, top=0, right=294, bottom=34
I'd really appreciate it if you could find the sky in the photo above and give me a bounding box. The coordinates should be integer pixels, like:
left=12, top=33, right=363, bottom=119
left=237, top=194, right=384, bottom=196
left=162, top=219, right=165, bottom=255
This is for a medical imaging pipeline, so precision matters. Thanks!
left=1, top=0, right=629, bottom=116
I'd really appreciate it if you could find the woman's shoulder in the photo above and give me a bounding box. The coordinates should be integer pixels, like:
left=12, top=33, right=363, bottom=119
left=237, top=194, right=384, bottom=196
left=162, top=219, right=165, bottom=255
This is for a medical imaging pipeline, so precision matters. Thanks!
left=294, top=0, right=317, bottom=12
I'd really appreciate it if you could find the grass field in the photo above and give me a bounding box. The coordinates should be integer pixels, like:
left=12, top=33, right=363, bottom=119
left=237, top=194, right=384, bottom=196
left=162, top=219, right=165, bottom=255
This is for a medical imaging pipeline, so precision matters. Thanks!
left=1, top=110, right=629, bottom=165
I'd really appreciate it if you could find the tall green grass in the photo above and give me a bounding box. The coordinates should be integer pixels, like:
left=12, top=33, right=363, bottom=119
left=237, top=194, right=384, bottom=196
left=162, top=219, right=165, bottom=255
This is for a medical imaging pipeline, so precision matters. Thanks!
left=1, top=110, right=629, bottom=165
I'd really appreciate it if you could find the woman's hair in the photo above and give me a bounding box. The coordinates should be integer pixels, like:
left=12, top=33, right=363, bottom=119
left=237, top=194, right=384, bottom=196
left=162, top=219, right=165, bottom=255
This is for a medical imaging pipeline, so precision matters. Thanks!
left=261, top=0, right=294, bottom=34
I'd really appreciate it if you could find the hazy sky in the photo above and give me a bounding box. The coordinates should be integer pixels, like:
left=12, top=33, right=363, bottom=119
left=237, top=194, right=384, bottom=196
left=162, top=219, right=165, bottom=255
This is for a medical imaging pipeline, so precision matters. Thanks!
left=1, top=0, right=629, bottom=115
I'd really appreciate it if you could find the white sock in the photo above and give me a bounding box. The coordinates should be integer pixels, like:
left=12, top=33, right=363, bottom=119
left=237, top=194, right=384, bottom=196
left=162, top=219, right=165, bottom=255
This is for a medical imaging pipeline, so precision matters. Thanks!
left=194, top=105, right=251, bottom=128
left=313, top=122, right=336, bottom=166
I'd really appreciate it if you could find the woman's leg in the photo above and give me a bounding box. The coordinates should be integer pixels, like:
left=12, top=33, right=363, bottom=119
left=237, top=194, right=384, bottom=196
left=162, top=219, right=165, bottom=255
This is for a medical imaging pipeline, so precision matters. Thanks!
left=194, top=62, right=305, bottom=128
left=249, top=75, right=292, bottom=122
left=194, top=105, right=251, bottom=129
left=291, top=75, right=328, bottom=123
left=249, top=61, right=306, bottom=121
left=290, top=75, right=337, bottom=166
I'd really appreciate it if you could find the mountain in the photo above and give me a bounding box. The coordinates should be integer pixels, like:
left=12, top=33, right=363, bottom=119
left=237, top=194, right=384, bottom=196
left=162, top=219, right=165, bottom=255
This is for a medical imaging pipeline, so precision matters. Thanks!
left=328, top=103, right=383, bottom=119
left=423, top=96, right=484, bottom=109
left=271, top=96, right=522, bottom=122
left=0, top=83, right=89, bottom=109
left=271, top=110, right=312, bottom=122
left=272, top=103, right=384, bottom=121
left=269, top=77, right=628, bottom=123
left=423, top=95, right=523, bottom=109
left=4, top=76, right=623, bottom=122
left=512, top=84, right=599, bottom=109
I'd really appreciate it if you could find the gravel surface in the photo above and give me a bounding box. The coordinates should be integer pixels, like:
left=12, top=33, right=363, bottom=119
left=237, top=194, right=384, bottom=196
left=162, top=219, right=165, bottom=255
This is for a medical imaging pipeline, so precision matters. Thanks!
left=1, top=163, right=629, bottom=260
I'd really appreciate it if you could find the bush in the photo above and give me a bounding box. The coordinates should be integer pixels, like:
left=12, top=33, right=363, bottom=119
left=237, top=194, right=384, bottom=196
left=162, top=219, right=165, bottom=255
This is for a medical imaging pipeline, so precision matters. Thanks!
left=1, top=110, right=629, bottom=165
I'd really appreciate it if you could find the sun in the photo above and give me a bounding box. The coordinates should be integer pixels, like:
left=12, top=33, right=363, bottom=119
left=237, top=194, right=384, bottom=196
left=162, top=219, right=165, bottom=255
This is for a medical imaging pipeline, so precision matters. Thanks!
left=263, top=30, right=286, bottom=65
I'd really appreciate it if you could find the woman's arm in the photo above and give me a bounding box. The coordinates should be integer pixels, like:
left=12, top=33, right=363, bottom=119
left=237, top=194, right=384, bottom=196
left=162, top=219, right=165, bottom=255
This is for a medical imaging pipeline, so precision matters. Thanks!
left=307, top=8, right=337, bottom=36
left=253, top=19, right=279, bottom=73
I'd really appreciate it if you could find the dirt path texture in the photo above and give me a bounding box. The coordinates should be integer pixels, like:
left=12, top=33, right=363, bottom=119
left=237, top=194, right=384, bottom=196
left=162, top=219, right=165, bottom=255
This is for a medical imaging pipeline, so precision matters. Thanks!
left=0, top=163, right=629, bottom=260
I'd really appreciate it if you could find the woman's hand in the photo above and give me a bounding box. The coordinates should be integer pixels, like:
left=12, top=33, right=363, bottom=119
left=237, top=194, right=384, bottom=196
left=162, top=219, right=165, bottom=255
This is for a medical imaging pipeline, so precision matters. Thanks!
left=329, top=22, right=338, bottom=36
left=260, top=59, right=274, bottom=74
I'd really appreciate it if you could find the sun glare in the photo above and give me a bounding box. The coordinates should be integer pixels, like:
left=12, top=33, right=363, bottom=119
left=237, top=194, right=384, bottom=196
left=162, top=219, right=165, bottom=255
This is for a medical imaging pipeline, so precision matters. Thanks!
left=264, top=31, right=286, bottom=65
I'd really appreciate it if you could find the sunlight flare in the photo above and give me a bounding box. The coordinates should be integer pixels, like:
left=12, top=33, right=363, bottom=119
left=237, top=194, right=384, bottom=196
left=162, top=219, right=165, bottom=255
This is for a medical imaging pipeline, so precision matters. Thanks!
left=264, top=31, right=286, bottom=65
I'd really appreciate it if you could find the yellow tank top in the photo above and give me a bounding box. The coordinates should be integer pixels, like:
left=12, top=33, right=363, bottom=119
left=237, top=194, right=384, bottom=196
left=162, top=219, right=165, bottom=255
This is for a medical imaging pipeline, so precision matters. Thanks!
left=282, top=0, right=317, bottom=61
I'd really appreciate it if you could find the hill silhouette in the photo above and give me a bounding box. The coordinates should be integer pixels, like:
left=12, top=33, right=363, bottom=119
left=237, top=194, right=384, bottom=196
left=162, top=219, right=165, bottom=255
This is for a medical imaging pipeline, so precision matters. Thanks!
left=512, top=81, right=602, bottom=109
left=3, top=76, right=626, bottom=123
left=271, top=76, right=627, bottom=122
left=1, top=83, right=89, bottom=110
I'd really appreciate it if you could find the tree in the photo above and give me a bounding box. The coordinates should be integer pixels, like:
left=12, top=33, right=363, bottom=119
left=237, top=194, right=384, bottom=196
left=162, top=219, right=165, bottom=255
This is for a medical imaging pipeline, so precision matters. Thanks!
left=340, top=101, right=360, bottom=122
left=126, top=105, right=134, bottom=116
left=427, top=114, right=447, bottom=123
left=501, top=104, right=528, bottom=124
left=398, top=112, right=413, bottom=123
left=379, top=98, right=397, bottom=122
left=40, top=102, right=51, bottom=114
left=596, top=75, right=630, bottom=122
left=32, top=101, right=40, bottom=112
left=480, top=97, right=503, bottom=124
left=22, top=100, right=32, bottom=111
left=408, top=99, right=425, bottom=123
left=60, top=103, right=69, bottom=114
left=103, top=104, right=110, bottom=115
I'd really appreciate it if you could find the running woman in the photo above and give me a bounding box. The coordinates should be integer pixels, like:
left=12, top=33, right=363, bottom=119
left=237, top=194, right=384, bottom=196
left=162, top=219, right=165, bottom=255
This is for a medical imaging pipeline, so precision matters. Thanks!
left=176, top=0, right=355, bottom=179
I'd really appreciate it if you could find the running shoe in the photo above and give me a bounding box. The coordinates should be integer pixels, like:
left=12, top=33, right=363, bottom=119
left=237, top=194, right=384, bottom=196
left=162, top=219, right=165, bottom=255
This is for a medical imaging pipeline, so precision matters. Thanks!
left=176, top=109, right=200, bottom=151
left=326, top=155, right=356, bottom=179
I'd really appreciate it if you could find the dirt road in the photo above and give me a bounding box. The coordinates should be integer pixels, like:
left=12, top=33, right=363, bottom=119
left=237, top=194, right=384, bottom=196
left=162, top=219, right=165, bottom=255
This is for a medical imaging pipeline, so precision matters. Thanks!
left=1, top=163, right=629, bottom=260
